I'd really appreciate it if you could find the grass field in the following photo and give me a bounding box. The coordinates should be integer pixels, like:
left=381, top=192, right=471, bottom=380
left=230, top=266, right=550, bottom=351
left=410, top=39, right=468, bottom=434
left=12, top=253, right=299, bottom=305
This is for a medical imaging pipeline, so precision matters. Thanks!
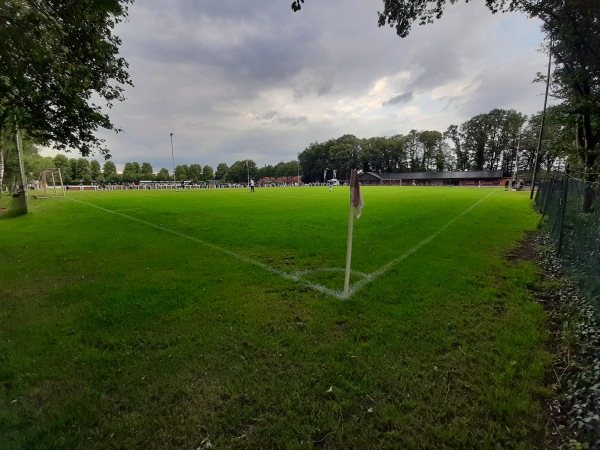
left=0, top=186, right=552, bottom=448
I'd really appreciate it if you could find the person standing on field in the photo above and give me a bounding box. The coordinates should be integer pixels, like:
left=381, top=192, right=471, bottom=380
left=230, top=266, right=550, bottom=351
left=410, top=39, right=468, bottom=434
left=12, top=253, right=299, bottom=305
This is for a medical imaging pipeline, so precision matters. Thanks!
left=250, top=178, right=255, bottom=192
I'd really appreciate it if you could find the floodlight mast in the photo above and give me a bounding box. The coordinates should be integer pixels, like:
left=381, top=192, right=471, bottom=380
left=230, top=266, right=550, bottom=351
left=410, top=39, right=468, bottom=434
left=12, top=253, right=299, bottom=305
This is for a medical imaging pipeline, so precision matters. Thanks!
left=170, top=133, right=176, bottom=187
left=530, top=36, right=553, bottom=199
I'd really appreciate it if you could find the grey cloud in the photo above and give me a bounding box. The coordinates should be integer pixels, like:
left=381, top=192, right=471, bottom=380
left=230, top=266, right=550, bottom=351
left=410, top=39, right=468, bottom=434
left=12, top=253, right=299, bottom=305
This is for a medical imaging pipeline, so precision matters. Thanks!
left=383, top=91, right=415, bottom=106
left=253, top=110, right=309, bottom=126
left=80, top=0, right=548, bottom=172
left=278, top=115, right=308, bottom=126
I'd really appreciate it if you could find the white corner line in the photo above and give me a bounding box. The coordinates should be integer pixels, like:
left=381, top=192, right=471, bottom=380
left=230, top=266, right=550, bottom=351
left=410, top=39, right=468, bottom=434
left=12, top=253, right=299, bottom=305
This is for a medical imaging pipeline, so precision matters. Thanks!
left=66, top=189, right=497, bottom=299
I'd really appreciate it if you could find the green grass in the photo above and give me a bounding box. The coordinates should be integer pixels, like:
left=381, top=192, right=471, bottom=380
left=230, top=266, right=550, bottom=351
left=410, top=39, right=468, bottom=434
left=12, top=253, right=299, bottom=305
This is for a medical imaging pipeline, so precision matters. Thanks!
left=0, top=186, right=552, bottom=448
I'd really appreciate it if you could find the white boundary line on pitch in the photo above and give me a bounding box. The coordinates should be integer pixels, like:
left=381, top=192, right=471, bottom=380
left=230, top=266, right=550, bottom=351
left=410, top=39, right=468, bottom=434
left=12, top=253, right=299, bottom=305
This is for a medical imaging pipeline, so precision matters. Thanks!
left=346, top=188, right=499, bottom=297
left=66, top=189, right=497, bottom=299
left=66, top=196, right=343, bottom=298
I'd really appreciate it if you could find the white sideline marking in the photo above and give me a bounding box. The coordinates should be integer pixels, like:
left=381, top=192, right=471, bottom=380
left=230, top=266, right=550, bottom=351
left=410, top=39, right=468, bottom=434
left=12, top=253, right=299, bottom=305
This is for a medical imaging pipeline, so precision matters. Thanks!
left=67, top=190, right=496, bottom=299
left=346, top=189, right=498, bottom=297
left=66, top=196, right=342, bottom=298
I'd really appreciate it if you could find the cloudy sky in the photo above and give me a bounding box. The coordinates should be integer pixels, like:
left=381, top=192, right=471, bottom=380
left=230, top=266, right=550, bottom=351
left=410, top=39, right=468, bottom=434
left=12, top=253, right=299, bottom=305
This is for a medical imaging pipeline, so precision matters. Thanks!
left=44, top=0, right=550, bottom=172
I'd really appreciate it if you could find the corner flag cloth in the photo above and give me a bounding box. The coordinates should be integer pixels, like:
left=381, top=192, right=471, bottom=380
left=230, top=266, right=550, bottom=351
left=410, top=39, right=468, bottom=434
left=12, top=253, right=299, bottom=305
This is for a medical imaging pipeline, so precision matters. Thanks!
left=349, top=169, right=364, bottom=218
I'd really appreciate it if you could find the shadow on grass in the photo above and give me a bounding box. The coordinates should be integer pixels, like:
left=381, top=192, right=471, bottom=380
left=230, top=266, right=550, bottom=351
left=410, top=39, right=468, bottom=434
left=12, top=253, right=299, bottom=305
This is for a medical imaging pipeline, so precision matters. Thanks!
left=0, top=193, right=28, bottom=219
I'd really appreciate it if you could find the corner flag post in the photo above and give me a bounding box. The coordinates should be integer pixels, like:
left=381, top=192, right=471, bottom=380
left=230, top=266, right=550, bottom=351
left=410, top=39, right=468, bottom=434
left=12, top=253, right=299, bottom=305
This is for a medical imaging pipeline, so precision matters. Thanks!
left=343, top=169, right=364, bottom=298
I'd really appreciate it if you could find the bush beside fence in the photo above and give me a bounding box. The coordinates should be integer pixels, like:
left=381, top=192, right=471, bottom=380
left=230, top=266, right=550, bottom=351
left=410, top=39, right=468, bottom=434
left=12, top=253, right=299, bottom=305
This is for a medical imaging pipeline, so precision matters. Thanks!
left=534, top=176, right=600, bottom=312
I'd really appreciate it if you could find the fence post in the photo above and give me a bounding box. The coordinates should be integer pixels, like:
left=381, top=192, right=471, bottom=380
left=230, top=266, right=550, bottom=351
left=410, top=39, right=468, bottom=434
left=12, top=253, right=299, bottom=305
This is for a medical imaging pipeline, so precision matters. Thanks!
left=557, top=168, right=569, bottom=255
left=540, top=177, right=555, bottom=220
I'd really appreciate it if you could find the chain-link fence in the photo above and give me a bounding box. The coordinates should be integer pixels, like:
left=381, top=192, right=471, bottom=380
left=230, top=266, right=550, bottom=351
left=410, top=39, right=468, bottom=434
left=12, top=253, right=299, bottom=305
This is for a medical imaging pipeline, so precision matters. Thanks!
left=535, top=176, right=600, bottom=310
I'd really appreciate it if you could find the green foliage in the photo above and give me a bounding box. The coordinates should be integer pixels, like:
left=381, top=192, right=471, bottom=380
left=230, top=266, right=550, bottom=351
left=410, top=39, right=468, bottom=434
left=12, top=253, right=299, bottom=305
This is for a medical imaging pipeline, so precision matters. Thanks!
left=155, top=167, right=170, bottom=182
left=214, top=162, right=229, bottom=180
left=140, top=162, right=153, bottom=179
left=187, top=163, right=202, bottom=182
left=90, top=160, right=102, bottom=181
left=0, top=0, right=133, bottom=157
left=102, top=160, right=118, bottom=182
left=174, top=164, right=188, bottom=181
left=202, top=164, right=214, bottom=180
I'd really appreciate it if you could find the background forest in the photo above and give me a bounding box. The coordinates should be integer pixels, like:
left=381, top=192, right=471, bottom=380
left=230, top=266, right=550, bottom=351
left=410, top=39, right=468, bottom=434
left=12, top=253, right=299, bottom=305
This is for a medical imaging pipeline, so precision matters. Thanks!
left=1, top=106, right=569, bottom=188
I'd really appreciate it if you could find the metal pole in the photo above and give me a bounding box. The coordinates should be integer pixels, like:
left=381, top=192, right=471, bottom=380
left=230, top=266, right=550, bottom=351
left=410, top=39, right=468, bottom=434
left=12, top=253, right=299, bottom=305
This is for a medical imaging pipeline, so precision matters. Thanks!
left=170, top=133, right=176, bottom=188
left=530, top=36, right=552, bottom=199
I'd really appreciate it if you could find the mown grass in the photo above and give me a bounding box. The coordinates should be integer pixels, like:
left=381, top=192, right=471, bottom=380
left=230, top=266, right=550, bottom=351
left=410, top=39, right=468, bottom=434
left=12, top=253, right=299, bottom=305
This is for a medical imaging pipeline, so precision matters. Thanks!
left=0, top=186, right=552, bottom=448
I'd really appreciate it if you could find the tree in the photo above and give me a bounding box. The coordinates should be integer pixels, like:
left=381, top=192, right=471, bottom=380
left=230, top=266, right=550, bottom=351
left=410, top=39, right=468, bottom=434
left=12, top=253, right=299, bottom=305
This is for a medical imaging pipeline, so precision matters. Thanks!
left=274, top=161, right=299, bottom=178
left=103, top=160, right=117, bottom=181
left=141, top=162, right=153, bottom=179
left=257, top=164, right=275, bottom=180
left=299, top=141, right=332, bottom=183
left=215, top=163, right=229, bottom=181
left=0, top=0, right=133, bottom=159
left=461, top=115, right=489, bottom=171
left=122, top=162, right=139, bottom=182
left=175, top=164, right=188, bottom=181
left=0, top=125, right=45, bottom=192
left=521, top=107, right=572, bottom=175
left=90, top=160, right=102, bottom=181
left=226, top=160, right=256, bottom=184
left=418, top=130, right=444, bottom=171
left=405, top=130, right=422, bottom=172
left=539, top=1, right=600, bottom=210
left=53, top=154, right=71, bottom=183
left=188, top=163, right=202, bottom=182
left=69, top=158, right=91, bottom=182
left=202, top=165, right=214, bottom=180
left=328, top=134, right=362, bottom=180
left=444, top=125, right=468, bottom=171
left=156, top=168, right=170, bottom=182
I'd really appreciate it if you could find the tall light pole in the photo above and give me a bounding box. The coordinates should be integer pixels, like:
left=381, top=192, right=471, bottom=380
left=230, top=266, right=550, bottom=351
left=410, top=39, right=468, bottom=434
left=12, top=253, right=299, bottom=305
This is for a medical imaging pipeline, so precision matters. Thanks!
left=246, top=160, right=249, bottom=186
left=170, top=133, right=176, bottom=187
left=531, top=36, right=552, bottom=199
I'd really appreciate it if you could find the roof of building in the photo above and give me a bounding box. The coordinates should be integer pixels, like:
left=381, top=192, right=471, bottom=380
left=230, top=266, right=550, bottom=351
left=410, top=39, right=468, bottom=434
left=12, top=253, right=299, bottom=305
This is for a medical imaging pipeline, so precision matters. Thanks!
left=360, top=170, right=504, bottom=181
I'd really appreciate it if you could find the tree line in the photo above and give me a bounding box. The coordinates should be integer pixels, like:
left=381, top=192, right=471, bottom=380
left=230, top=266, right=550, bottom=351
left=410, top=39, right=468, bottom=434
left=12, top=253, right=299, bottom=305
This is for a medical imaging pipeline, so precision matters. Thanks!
left=299, top=107, right=567, bottom=183
left=0, top=132, right=303, bottom=186
left=1, top=105, right=567, bottom=189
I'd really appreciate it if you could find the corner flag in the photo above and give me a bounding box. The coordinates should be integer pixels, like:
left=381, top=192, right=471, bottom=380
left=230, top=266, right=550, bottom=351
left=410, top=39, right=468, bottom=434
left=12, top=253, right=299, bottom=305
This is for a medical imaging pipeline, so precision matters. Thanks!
left=344, top=169, right=364, bottom=298
left=349, top=169, right=364, bottom=218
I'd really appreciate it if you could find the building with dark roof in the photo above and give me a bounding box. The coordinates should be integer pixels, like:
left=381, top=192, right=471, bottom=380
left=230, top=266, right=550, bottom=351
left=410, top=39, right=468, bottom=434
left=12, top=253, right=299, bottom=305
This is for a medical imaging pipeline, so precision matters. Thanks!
left=359, top=170, right=506, bottom=187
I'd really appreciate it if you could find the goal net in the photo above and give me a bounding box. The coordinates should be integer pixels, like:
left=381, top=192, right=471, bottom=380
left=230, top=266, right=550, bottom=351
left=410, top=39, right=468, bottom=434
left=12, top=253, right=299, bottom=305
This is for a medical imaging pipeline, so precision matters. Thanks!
left=37, top=168, right=66, bottom=197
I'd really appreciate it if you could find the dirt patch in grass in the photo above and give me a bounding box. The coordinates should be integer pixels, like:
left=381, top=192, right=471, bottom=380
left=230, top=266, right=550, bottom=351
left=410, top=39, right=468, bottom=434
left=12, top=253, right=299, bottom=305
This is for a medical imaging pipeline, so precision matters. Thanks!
left=505, top=230, right=538, bottom=264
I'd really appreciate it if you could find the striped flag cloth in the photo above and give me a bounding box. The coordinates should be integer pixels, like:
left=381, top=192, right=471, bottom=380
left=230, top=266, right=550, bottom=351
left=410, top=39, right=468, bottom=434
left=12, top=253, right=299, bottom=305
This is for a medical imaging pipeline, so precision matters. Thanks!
left=349, top=169, right=364, bottom=218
